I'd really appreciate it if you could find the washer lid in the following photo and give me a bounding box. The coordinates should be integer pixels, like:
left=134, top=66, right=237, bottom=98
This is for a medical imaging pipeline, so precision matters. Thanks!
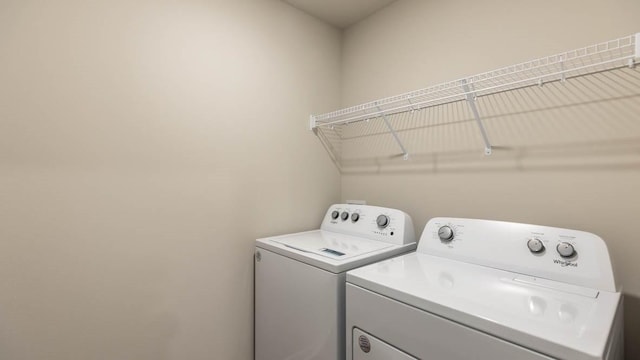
left=256, top=230, right=416, bottom=273
left=346, top=252, right=622, bottom=360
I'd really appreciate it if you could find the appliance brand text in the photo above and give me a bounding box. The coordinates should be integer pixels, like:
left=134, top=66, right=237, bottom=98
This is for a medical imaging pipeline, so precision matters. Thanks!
left=553, top=259, right=578, bottom=267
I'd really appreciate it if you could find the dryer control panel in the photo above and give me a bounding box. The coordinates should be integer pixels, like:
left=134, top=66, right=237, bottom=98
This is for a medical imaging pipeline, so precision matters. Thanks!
left=419, top=218, right=618, bottom=292
left=321, top=204, right=416, bottom=246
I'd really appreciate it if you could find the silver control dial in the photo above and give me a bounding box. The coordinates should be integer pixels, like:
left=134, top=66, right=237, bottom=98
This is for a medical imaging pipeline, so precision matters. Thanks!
left=438, top=226, right=454, bottom=242
left=331, top=211, right=340, bottom=220
left=341, top=211, right=349, bottom=221
left=376, top=215, right=390, bottom=228
left=351, top=213, right=360, bottom=222
left=527, top=238, right=545, bottom=253
left=556, top=242, right=576, bottom=258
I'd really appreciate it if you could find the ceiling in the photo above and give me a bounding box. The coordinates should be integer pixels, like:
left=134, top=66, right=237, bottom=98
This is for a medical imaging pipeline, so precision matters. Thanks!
left=282, top=0, right=397, bottom=29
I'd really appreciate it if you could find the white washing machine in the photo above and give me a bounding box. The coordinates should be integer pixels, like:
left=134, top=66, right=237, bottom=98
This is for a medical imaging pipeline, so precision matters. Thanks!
left=346, top=217, right=623, bottom=360
left=255, top=204, right=416, bottom=360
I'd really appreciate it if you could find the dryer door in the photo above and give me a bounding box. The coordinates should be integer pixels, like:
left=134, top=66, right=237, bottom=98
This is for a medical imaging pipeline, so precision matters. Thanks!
left=353, top=328, right=417, bottom=360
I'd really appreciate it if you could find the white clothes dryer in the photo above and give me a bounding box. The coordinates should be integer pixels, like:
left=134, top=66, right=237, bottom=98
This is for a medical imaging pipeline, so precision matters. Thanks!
left=346, top=218, right=623, bottom=360
left=255, top=204, right=416, bottom=360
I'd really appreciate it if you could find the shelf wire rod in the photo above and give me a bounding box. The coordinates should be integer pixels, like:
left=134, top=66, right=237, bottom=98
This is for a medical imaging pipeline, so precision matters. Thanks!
left=316, top=127, right=342, bottom=170
left=570, top=76, right=624, bottom=136
left=314, top=56, right=636, bottom=129
left=375, top=104, right=409, bottom=160
left=461, top=79, right=492, bottom=155
left=585, top=74, right=640, bottom=126
left=490, top=90, right=518, bottom=145
left=500, top=87, right=529, bottom=142
left=581, top=69, right=628, bottom=101
left=607, top=68, right=640, bottom=93
left=515, top=86, right=551, bottom=139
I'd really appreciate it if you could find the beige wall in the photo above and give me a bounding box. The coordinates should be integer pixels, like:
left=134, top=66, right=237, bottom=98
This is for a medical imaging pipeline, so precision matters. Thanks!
left=0, top=1, right=341, bottom=359
left=341, top=0, right=640, bottom=358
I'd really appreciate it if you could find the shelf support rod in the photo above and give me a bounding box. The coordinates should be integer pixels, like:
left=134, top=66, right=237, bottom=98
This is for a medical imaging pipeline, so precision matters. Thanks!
left=634, top=33, right=640, bottom=66
left=461, top=79, right=492, bottom=156
left=376, top=104, right=409, bottom=160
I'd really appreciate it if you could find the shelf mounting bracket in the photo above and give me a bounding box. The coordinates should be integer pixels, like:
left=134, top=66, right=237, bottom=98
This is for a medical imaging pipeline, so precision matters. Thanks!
left=309, top=115, right=317, bottom=132
left=461, top=79, right=492, bottom=155
left=376, top=104, right=409, bottom=160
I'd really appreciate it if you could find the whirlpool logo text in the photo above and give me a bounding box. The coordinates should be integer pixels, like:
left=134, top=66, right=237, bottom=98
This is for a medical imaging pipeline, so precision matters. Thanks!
left=554, top=259, right=578, bottom=267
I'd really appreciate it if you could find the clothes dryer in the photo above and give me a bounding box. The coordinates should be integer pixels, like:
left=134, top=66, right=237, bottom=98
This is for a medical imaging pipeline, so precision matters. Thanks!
left=346, top=218, right=623, bottom=360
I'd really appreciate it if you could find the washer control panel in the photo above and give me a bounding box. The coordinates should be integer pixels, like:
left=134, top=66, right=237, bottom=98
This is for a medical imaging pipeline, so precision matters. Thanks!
left=420, top=217, right=617, bottom=292
left=321, top=204, right=416, bottom=246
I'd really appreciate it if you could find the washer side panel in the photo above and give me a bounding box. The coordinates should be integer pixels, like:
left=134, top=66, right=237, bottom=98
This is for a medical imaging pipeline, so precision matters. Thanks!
left=255, top=248, right=344, bottom=360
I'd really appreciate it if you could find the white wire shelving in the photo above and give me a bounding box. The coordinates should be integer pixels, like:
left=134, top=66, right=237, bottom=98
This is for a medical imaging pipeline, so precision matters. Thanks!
left=310, top=33, right=640, bottom=171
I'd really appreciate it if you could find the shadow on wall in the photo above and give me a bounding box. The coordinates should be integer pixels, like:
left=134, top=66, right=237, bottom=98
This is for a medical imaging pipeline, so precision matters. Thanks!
left=337, top=137, right=640, bottom=175
left=625, top=294, right=640, bottom=360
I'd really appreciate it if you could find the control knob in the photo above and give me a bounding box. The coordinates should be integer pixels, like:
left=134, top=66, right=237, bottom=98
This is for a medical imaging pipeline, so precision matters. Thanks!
left=527, top=238, right=545, bottom=253
left=341, top=211, right=349, bottom=221
left=376, top=215, right=390, bottom=228
left=556, top=242, right=576, bottom=258
left=351, top=213, right=360, bottom=222
left=438, top=226, right=455, bottom=242
left=331, top=211, right=340, bottom=220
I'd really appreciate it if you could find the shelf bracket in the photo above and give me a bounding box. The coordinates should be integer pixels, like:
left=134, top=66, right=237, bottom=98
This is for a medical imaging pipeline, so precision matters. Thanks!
left=376, top=104, right=409, bottom=160
left=461, top=79, right=492, bottom=156
left=309, top=115, right=317, bottom=132
left=407, top=96, right=416, bottom=112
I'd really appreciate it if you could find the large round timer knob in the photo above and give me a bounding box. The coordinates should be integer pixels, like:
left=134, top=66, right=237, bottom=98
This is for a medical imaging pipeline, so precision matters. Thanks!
left=438, top=226, right=455, bottom=242
left=376, top=215, right=390, bottom=228
left=556, top=242, right=576, bottom=258
left=527, top=238, right=545, bottom=253
left=331, top=211, right=340, bottom=220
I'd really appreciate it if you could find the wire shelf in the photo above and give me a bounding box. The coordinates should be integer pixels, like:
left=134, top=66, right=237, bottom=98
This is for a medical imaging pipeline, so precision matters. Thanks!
left=311, top=33, right=640, bottom=171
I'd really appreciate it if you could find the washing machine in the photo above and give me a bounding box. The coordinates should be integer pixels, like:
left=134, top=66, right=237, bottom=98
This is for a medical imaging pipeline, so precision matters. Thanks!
left=255, top=203, right=416, bottom=360
left=346, top=217, right=623, bottom=360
